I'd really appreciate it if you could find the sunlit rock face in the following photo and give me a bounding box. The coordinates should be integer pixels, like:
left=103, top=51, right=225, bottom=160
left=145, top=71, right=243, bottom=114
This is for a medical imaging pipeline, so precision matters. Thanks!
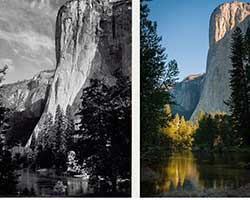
left=191, top=1, right=250, bottom=119
left=171, top=74, right=205, bottom=120
left=26, top=0, right=132, bottom=146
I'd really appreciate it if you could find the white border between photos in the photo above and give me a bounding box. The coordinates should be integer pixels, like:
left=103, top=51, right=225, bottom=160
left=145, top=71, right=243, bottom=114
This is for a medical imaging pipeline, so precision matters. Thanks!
left=132, top=0, right=140, bottom=198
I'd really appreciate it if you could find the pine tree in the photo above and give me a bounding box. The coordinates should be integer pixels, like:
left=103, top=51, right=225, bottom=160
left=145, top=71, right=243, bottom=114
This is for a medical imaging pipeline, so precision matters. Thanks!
left=36, top=113, right=55, bottom=169
left=37, top=113, right=54, bottom=150
left=244, top=27, right=250, bottom=97
left=193, top=112, right=234, bottom=149
left=54, top=105, right=67, bottom=169
left=228, top=27, right=250, bottom=144
left=244, top=27, right=250, bottom=144
left=77, top=76, right=131, bottom=192
left=0, top=66, right=18, bottom=195
left=194, top=114, right=215, bottom=149
left=140, top=0, right=179, bottom=151
left=54, top=105, right=67, bottom=153
left=65, top=106, right=75, bottom=151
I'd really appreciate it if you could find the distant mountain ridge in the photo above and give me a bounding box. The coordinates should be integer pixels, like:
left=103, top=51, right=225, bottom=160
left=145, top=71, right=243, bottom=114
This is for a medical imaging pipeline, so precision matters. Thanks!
left=0, top=70, right=54, bottom=118
left=171, top=74, right=205, bottom=119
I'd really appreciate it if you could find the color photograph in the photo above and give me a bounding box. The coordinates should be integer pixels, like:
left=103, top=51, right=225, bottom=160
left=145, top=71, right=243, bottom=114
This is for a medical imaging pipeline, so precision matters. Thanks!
left=141, top=0, right=250, bottom=197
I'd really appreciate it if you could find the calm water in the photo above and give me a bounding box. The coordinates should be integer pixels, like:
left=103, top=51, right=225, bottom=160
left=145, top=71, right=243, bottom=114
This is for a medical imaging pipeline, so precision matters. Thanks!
left=17, top=169, right=90, bottom=197
left=141, top=152, right=250, bottom=197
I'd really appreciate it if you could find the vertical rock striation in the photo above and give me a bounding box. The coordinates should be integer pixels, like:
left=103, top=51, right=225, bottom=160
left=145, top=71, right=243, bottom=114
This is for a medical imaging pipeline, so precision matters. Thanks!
left=26, top=0, right=131, bottom=146
left=191, top=1, right=250, bottom=119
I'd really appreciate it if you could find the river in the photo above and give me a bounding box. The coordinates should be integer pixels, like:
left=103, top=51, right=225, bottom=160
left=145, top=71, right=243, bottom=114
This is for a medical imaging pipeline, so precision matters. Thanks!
left=16, top=168, right=90, bottom=197
left=141, top=152, right=250, bottom=197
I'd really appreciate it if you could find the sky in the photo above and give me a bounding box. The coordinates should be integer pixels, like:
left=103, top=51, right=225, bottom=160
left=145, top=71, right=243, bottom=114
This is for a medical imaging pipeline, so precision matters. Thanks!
left=148, top=0, right=249, bottom=81
left=0, top=0, right=67, bottom=84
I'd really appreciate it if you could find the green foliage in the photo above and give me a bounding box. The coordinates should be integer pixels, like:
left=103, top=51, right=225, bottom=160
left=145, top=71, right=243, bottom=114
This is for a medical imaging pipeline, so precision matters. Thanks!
left=193, top=112, right=234, bottom=150
left=77, top=75, right=131, bottom=192
left=227, top=26, right=250, bottom=145
left=140, top=0, right=179, bottom=153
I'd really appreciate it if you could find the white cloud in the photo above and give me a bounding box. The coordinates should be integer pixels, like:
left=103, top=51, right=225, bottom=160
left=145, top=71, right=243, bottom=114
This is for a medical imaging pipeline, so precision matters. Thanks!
left=0, top=30, right=54, bottom=52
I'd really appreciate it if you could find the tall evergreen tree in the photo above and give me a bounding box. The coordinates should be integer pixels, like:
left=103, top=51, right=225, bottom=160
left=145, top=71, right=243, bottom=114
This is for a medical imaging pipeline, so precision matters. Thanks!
left=140, top=0, right=179, bottom=151
left=244, top=27, right=250, bottom=144
left=54, top=105, right=67, bottom=154
left=77, top=76, right=131, bottom=192
left=228, top=27, right=250, bottom=144
left=65, top=106, right=75, bottom=151
left=37, top=113, right=54, bottom=150
left=54, top=105, right=67, bottom=169
left=0, top=66, right=18, bottom=195
left=244, top=27, right=250, bottom=95
left=36, top=113, right=55, bottom=169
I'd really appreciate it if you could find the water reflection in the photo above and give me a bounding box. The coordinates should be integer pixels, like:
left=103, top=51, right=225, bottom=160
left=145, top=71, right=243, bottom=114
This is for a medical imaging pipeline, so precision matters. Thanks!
left=17, top=169, right=89, bottom=196
left=154, top=152, right=202, bottom=194
left=141, top=152, right=250, bottom=196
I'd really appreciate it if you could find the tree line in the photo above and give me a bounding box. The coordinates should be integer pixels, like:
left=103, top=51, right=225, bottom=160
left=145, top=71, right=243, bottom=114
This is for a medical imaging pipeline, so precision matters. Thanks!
left=227, top=27, right=250, bottom=146
left=140, top=0, right=179, bottom=157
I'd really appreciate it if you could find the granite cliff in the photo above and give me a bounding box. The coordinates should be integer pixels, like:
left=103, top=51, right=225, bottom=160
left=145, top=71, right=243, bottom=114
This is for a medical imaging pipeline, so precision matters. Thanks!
left=25, top=0, right=131, bottom=146
left=191, top=1, right=250, bottom=119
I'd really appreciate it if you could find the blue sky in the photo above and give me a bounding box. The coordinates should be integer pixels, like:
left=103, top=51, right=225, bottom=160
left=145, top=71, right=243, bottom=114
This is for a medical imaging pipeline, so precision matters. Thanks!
left=148, top=0, right=249, bottom=81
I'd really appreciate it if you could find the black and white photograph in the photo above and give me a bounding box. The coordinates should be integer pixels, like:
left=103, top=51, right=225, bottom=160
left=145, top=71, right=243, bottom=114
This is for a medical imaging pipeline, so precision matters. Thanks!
left=0, top=0, right=131, bottom=197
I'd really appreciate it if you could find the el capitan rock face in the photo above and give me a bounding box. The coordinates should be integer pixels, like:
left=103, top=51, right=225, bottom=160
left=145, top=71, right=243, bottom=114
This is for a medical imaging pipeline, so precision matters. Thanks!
left=26, top=0, right=131, bottom=146
left=191, top=1, right=250, bottom=119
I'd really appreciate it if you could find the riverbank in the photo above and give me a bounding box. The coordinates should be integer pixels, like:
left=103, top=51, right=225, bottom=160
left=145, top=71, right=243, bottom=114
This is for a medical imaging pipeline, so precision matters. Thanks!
left=142, top=146, right=250, bottom=162
left=157, top=183, right=250, bottom=197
